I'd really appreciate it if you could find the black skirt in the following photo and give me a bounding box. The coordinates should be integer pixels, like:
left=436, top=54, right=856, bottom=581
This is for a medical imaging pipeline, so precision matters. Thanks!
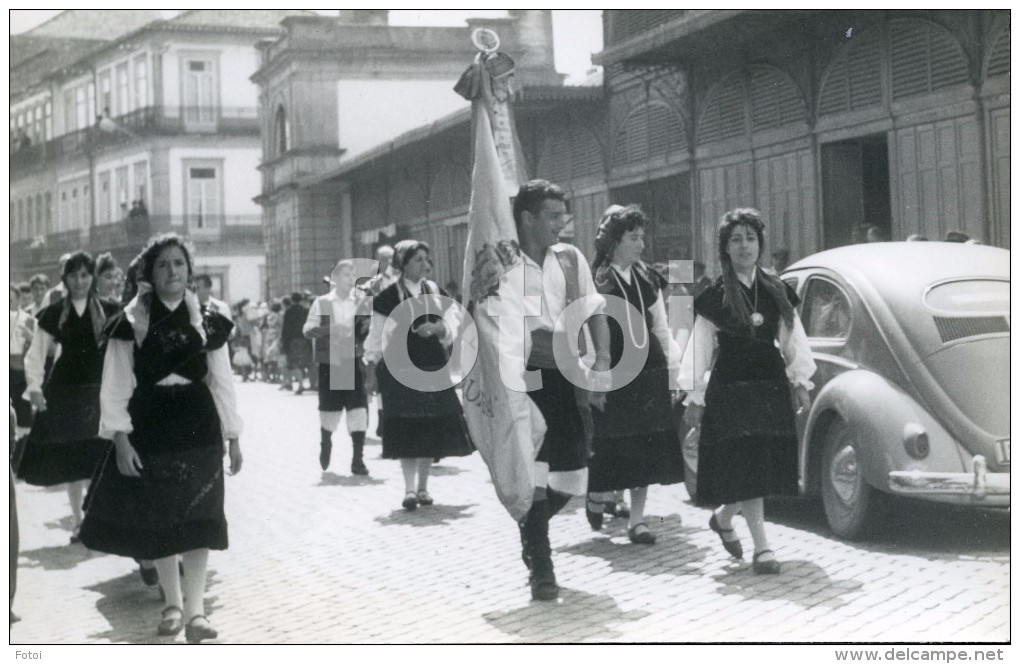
left=16, top=383, right=108, bottom=487
left=377, top=360, right=473, bottom=460
left=695, top=338, right=799, bottom=506
left=79, top=382, right=228, bottom=560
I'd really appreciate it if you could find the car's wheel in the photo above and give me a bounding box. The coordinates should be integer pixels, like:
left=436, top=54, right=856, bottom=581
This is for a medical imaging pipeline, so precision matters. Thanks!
left=682, top=425, right=698, bottom=502
left=821, top=420, right=885, bottom=540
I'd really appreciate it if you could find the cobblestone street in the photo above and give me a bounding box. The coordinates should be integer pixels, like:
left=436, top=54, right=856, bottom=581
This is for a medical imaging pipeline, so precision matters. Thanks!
left=9, top=380, right=1010, bottom=644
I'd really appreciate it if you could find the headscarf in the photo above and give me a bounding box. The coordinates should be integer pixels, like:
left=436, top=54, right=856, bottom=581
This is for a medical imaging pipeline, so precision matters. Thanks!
left=393, top=239, right=431, bottom=274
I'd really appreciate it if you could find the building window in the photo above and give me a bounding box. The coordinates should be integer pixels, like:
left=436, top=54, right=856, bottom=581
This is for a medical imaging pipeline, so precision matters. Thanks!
left=116, top=62, right=130, bottom=115
left=87, top=82, right=96, bottom=124
left=16, top=200, right=24, bottom=240
left=99, top=71, right=112, bottom=117
left=115, top=166, right=129, bottom=219
left=35, top=193, right=44, bottom=236
left=185, top=162, right=223, bottom=229
left=26, top=197, right=34, bottom=238
left=133, top=161, right=149, bottom=205
left=63, top=90, right=76, bottom=132
left=274, top=105, right=289, bottom=156
left=43, top=102, right=52, bottom=140
left=32, top=107, right=43, bottom=142
left=98, top=172, right=112, bottom=225
left=75, top=86, right=88, bottom=130
left=183, top=58, right=217, bottom=127
left=44, top=192, right=52, bottom=235
left=134, top=55, right=148, bottom=109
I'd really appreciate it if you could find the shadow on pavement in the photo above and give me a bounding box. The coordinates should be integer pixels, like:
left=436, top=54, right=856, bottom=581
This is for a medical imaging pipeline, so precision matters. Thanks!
left=428, top=464, right=466, bottom=477
left=374, top=503, right=474, bottom=528
left=712, top=559, right=863, bottom=609
left=19, top=542, right=96, bottom=572
left=317, top=472, right=385, bottom=488
left=558, top=515, right=710, bottom=576
left=483, top=588, right=650, bottom=643
left=84, top=569, right=222, bottom=644
left=764, top=496, right=1010, bottom=558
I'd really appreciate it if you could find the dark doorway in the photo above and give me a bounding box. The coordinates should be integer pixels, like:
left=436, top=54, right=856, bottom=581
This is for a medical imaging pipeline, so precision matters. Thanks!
left=820, top=135, right=891, bottom=248
left=609, top=173, right=692, bottom=263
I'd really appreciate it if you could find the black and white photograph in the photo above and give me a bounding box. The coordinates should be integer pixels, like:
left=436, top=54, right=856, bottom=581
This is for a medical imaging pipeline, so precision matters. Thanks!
left=7, top=7, right=1011, bottom=654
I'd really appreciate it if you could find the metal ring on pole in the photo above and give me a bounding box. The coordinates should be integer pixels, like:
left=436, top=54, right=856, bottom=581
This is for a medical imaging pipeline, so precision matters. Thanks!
left=471, top=28, right=500, bottom=54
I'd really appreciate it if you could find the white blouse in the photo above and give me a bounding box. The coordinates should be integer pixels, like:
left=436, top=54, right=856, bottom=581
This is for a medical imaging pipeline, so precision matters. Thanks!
left=678, top=291, right=816, bottom=406
left=21, top=299, right=87, bottom=395
left=610, top=264, right=685, bottom=389
left=99, top=299, right=243, bottom=440
left=363, top=278, right=457, bottom=364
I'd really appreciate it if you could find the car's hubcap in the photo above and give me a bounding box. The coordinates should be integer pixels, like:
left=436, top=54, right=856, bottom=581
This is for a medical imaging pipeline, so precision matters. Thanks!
left=830, top=444, right=860, bottom=506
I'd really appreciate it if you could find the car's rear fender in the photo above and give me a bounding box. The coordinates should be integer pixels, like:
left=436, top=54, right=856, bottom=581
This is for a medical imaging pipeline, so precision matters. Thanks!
left=801, top=369, right=966, bottom=494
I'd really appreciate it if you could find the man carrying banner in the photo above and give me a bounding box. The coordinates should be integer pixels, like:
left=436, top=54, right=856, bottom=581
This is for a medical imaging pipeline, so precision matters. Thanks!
left=508, top=180, right=611, bottom=600
left=457, top=32, right=610, bottom=602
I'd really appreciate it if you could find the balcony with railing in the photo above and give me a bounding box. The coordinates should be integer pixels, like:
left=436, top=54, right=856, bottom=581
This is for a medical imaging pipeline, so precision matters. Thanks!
left=86, top=214, right=263, bottom=249
left=10, top=105, right=260, bottom=177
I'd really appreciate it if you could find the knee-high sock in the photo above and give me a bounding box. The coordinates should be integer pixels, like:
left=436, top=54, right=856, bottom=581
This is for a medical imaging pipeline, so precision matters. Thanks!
left=739, top=498, right=770, bottom=554
left=715, top=502, right=740, bottom=530
left=400, top=458, right=417, bottom=493
left=351, top=431, right=365, bottom=460
left=546, top=488, right=572, bottom=518
left=180, top=549, right=209, bottom=621
left=628, top=486, right=648, bottom=529
left=320, top=428, right=332, bottom=447
left=154, top=556, right=182, bottom=610
left=416, top=457, right=431, bottom=492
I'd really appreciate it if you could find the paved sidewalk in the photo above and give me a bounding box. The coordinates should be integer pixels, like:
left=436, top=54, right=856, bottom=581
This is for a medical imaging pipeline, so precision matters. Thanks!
left=9, top=380, right=1010, bottom=644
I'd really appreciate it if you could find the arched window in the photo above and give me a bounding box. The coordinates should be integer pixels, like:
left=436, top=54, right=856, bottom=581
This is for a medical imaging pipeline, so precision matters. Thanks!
left=274, top=105, right=289, bottom=156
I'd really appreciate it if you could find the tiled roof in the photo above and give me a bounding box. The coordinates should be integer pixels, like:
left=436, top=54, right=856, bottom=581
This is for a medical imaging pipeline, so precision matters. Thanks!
left=169, top=10, right=317, bottom=30
left=10, top=35, right=105, bottom=97
left=25, top=10, right=163, bottom=40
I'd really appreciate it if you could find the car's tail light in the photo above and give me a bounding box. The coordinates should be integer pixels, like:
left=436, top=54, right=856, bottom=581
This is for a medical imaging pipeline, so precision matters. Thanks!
left=903, top=423, right=930, bottom=460
left=995, top=438, right=1010, bottom=465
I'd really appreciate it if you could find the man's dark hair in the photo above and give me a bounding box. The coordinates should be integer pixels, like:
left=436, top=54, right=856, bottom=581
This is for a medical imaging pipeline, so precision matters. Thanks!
left=29, top=274, right=49, bottom=288
left=194, top=274, right=213, bottom=288
left=512, top=179, right=566, bottom=227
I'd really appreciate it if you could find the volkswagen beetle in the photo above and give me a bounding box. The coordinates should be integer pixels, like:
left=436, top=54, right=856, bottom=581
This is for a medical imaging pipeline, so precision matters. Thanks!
left=782, top=242, right=1010, bottom=539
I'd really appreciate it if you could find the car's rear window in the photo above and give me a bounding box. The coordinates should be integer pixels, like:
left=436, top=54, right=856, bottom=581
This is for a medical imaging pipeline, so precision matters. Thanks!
left=924, top=280, right=1010, bottom=315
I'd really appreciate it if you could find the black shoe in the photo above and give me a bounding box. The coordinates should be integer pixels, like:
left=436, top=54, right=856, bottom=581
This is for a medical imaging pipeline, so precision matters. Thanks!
left=351, top=458, right=368, bottom=475
left=319, top=441, right=332, bottom=471
left=585, top=498, right=604, bottom=531
left=752, top=550, right=781, bottom=575
left=529, top=559, right=559, bottom=601
left=402, top=492, right=418, bottom=511
left=627, top=523, right=657, bottom=545
left=709, top=513, right=743, bottom=559
left=139, top=563, right=159, bottom=586
left=157, top=606, right=184, bottom=636
left=184, top=615, right=218, bottom=643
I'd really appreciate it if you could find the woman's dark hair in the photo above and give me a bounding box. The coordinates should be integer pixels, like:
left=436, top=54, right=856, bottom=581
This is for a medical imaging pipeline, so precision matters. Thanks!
left=270, top=301, right=282, bottom=313
left=282, top=296, right=292, bottom=308
left=393, top=239, right=432, bottom=271
left=61, top=250, right=97, bottom=286
left=717, top=208, right=794, bottom=331
left=137, top=233, right=195, bottom=286
left=512, top=179, right=567, bottom=227
left=592, top=204, right=647, bottom=272
left=96, top=252, right=118, bottom=277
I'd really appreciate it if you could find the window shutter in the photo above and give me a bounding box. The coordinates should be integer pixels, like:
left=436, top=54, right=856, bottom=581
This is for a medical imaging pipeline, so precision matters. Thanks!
left=819, top=28, right=883, bottom=115
left=987, top=23, right=1010, bottom=78
left=571, top=122, right=604, bottom=179
left=647, top=103, right=687, bottom=159
left=698, top=74, right=746, bottom=145
left=749, top=66, right=806, bottom=131
left=891, top=20, right=969, bottom=100
left=610, top=10, right=687, bottom=45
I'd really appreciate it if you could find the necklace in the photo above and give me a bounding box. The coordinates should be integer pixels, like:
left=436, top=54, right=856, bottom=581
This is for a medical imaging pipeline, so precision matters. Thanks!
left=739, top=276, right=764, bottom=327
left=611, top=266, right=648, bottom=349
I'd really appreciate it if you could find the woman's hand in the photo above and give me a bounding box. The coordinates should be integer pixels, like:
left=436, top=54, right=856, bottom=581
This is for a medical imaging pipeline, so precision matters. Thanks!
left=28, top=391, right=46, bottom=412
left=683, top=403, right=704, bottom=429
left=113, top=432, right=143, bottom=477
left=413, top=321, right=442, bottom=338
left=227, top=438, right=243, bottom=475
left=794, top=385, right=811, bottom=415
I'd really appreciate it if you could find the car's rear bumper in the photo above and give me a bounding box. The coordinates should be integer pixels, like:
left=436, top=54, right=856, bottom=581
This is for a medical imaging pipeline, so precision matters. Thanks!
left=887, top=455, right=1009, bottom=504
